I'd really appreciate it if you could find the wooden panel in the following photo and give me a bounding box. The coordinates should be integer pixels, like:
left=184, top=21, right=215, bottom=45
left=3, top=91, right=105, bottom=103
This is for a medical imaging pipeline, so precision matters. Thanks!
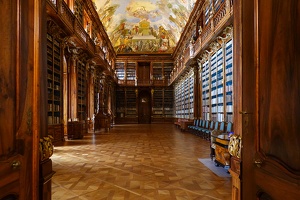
left=0, top=0, right=46, bottom=199
left=236, top=0, right=300, bottom=199
left=253, top=0, right=300, bottom=199
left=138, top=62, right=150, bottom=85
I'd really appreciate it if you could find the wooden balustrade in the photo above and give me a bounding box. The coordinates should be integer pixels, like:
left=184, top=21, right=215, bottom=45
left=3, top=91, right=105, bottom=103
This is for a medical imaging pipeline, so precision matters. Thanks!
left=46, top=0, right=115, bottom=74
left=74, top=19, right=87, bottom=43
left=170, top=0, right=233, bottom=84
left=60, top=0, right=74, bottom=30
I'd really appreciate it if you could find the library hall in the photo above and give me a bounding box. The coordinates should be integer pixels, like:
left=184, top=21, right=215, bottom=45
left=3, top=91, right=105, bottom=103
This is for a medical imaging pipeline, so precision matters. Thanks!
left=0, top=0, right=299, bottom=199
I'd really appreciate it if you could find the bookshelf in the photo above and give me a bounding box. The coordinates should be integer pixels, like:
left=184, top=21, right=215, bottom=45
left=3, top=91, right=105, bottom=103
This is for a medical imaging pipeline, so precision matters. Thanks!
left=152, top=88, right=163, bottom=118
left=174, top=68, right=194, bottom=119
left=210, top=52, right=217, bottom=121
left=163, top=87, right=174, bottom=119
left=188, top=71, right=194, bottom=119
left=116, top=87, right=125, bottom=118
left=163, top=62, right=173, bottom=84
left=200, top=39, right=233, bottom=122
left=46, top=33, right=64, bottom=143
left=125, top=88, right=137, bottom=118
left=47, top=34, right=62, bottom=125
left=216, top=47, right=224, bottom=121
left=77, top=61, right=86, bottom=121
left=74, top=0, right=83, bottom=25
left=225, top=39, right=233, bottom=122
left=126, top=62, right=136, bottom=85
left=202, top=61, right=210, bottom=120
left=116, top=62, right=125, bottom=84
left=153, top=62, right=163, bottom=80
left=94, top=70, right=101, bottom=114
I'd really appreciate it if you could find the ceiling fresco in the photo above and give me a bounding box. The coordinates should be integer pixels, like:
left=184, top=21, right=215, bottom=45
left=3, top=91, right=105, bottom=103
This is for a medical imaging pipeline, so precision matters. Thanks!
left=92, top=0, right=196, bottom=54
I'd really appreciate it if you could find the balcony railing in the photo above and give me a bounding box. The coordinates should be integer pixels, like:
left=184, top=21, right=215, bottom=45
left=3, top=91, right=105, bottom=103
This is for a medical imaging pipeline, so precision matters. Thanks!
left=170, top=0, right=233, bottom=85
left=47, top=0, right=113, bottom=74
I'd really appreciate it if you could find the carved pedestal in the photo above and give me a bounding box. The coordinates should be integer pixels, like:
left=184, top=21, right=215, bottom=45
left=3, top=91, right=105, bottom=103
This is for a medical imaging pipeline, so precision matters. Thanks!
left=39, top=159, right=55, bottom=200
left=229, top=156, right=241, bottom=200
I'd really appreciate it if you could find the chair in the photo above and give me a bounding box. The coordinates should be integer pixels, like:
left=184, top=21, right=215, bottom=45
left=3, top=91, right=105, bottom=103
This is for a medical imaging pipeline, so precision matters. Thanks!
left=196, top=120, right=209, bottom=137
left=203, top=121, right=215, bottom=140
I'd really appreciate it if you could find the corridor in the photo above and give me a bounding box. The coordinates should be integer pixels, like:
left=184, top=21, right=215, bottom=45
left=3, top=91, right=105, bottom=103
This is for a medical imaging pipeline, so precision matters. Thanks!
left=52, top=124, right=231, bottom=199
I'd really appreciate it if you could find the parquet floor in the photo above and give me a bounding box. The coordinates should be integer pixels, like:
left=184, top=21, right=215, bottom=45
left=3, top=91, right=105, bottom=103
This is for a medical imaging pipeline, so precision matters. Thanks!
left=52, top=124, right=231, bottom=200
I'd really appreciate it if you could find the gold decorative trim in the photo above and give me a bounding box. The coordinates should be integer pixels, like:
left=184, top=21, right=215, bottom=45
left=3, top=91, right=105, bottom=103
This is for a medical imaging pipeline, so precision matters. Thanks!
left=39, top=135, right=54, bottom=161
left=228, top=135, right=242, bottom=158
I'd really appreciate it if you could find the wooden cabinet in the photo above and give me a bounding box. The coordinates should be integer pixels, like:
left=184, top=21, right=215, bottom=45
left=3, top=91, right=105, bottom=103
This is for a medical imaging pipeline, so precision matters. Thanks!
left=48, top=124, right=64, bottom=144
left=67, top=121, right=86, bottom=139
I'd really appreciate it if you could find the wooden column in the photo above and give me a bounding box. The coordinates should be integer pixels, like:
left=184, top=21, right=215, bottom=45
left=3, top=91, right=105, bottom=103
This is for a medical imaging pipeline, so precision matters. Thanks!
left=68, top=50, right=78, bottom=120
left=0, top=0, right=48, bottom=199
left=192, top=61, right=200, bottom=119
left=87, top=65, right=95, bottom=131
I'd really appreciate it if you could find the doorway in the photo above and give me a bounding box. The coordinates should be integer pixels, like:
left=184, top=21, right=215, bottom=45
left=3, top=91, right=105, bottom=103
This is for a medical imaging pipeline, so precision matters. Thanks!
left=138, top=90, right=151, bottom=124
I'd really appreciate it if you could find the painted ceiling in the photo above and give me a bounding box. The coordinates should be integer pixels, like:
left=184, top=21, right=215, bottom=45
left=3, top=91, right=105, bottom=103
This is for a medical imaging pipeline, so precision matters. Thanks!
left=92, top=0, right=196, bottom=54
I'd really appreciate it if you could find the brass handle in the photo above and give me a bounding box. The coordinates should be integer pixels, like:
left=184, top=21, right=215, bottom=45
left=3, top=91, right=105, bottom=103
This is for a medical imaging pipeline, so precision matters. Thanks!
left=239, top=111, right=252, bottom=115
left=11, top=160, right=21, bottom=169
left=254, top=160, right=263, bottom=168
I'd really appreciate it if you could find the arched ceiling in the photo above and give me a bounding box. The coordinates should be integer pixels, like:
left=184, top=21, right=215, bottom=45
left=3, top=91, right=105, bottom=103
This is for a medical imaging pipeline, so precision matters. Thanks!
left=92, top=0, right=196, bottom=54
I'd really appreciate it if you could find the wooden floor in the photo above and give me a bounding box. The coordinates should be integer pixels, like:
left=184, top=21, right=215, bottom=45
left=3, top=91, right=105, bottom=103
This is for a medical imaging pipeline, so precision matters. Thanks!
left=52, top=124, right=232, bottom=200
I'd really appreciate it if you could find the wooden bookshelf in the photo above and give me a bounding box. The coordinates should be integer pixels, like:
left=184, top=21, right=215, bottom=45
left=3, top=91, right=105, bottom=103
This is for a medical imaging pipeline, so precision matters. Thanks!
left=200, top=39, right=234, bottom=122
left=174, top=68, right=194, bottom=119
left=202, top=60, right=210, bottom=120
left=163, top=87, right=174, bottom=122
left=46, top=33, right=64, bottom=143
left=163, top=62, right=173, bottom=85
left=77, top=61, right=87, bottom=121
left=152, top=88, right=163, bottom=120
left=126, top=62, right=136, bottom=85
left=74, top=0, right=83, bottom=25
left=116, top=62, right=125, bottom=84
left=225, top=40, right=233, bottom=122
left=125, top=88, right=137, bottom=119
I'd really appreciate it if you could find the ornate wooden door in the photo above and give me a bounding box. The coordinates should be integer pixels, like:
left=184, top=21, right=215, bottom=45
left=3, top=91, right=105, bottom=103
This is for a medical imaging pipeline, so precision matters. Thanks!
left=0, top=0, right=44, bottom=199
left=252, top=0, right=300, bottom=198
left=236, top=0, right=300, bottom=199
